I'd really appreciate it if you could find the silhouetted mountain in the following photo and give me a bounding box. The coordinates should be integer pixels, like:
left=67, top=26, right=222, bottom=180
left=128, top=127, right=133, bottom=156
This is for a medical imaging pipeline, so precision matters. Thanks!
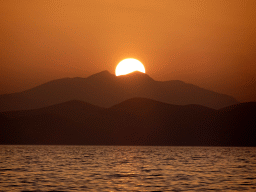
left=110, top=97, right=214, bottom=116
left=209, top=102, right=256, bottom=146
left=0, top=98, right=255, bottom=146
left=0, top=71, right=239, bottom=112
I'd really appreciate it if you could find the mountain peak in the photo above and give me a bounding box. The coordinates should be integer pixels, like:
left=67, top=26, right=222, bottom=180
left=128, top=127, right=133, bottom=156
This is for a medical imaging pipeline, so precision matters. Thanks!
left=98, top=70, right=111, bottom=75
left=86, top=70, right=115, bottom=81
left=117, top=71, right=154, bottom=82
left=0, top=70, right=239, bottom=112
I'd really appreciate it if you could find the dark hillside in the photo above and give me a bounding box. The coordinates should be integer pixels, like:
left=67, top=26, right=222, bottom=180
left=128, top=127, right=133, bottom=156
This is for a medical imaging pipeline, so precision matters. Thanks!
left=1, top=99, right=254, bottom=146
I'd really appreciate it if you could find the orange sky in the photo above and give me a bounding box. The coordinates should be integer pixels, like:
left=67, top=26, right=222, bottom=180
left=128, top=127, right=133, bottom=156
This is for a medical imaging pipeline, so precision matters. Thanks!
left=0, top=0, right=255, bottom=102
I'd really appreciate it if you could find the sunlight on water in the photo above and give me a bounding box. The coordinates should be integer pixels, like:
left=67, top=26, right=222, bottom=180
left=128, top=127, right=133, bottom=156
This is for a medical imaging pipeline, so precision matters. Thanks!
left=0, top=146, right=256, bottom=191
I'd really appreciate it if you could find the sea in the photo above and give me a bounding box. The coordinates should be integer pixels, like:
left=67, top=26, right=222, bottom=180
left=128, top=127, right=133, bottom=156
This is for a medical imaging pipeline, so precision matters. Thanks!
left=0, top=145, right=256, bottom=191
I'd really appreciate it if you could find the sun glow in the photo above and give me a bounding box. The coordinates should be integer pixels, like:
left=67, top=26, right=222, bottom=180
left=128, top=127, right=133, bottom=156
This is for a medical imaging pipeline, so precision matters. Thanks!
left=115, top=58, right=146, bottom=76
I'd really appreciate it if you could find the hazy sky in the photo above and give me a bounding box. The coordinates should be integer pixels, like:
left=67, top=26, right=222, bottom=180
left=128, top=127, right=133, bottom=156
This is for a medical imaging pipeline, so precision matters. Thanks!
left=1, top=0, right=255, bottom=102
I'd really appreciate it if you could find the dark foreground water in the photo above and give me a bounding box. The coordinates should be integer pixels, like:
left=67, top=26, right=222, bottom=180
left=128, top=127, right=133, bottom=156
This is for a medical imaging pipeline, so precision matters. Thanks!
left=0, top=146, right=256, bottom=191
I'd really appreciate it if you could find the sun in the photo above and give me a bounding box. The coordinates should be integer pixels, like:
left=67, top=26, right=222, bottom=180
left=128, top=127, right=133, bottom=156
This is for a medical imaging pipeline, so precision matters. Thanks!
left=115, top=58, right=146, bottom=76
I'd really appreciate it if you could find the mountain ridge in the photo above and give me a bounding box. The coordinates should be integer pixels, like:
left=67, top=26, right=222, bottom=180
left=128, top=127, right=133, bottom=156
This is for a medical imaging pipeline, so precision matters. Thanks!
left=0, top=98, right=254, bottom=146
left=0, top=71, right=239, bottom=112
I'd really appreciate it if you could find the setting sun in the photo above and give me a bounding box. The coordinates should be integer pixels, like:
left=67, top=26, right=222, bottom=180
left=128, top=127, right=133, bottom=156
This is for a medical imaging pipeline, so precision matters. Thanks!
left=115, top=58, right=146, bottom=76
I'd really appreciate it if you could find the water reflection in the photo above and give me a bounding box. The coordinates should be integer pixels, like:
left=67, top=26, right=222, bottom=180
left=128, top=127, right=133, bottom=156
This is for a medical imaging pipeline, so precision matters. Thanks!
left=0, top=146, right=256, bottom=191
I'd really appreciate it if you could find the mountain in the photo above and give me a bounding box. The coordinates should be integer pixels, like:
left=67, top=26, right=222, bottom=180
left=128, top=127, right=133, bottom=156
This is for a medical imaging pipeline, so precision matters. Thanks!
left=0, top=98, right=255, bottom=146
left=210, top=102, right=256, bottom=146
left=0, top=71, right=238, bottom=112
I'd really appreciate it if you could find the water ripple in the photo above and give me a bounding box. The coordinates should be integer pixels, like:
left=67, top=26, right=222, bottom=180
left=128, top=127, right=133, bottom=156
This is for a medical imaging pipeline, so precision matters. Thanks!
left=0, top=146, right=256, bottom=191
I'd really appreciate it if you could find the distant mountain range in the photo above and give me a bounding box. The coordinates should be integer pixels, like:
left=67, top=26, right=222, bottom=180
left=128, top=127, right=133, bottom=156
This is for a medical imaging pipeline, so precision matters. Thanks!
left=0, top=71, right=238, bottom=112
left=1, top=98, right=255, bottom=146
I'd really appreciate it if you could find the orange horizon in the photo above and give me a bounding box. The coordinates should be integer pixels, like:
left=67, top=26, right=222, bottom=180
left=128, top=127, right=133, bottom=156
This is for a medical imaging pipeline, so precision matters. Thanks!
left=0, top=1, right=255, bottom=102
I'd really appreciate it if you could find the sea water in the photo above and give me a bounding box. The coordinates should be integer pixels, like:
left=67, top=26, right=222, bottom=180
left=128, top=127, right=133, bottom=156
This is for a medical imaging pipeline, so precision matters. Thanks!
left=0, top=145, right=256, bottom=191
